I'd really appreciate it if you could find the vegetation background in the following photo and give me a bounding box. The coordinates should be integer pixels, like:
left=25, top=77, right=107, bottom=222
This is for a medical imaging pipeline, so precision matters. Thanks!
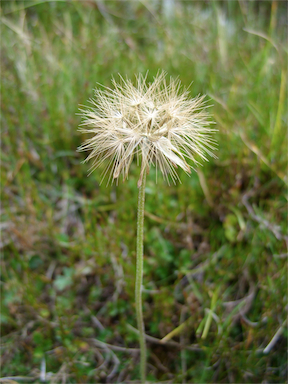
left=1, top=0, right=287, bottom=383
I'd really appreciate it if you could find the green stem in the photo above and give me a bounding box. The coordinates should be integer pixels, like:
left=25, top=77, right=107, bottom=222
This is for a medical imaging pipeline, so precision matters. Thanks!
left=136, top=170, right=147, bottom=383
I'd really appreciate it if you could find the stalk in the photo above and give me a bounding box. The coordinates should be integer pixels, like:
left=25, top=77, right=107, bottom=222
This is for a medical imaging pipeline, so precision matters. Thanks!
left=135, top=169, right=147, bottom=383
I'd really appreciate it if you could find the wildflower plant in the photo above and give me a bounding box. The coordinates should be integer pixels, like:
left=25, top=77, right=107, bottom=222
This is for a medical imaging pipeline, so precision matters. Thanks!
left=78, top=71, right=217, bottom=382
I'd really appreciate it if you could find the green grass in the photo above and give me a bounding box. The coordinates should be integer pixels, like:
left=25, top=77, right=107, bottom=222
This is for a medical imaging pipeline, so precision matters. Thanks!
left=1, top=1, right=287, bottom=383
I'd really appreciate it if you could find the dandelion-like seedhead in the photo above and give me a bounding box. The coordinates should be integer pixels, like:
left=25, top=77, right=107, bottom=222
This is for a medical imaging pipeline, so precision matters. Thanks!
left=78, top=71, right=217, bottom=187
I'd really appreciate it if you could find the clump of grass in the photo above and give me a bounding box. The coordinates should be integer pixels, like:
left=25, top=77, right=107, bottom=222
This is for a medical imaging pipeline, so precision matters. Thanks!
left=1, top=1, right=287, bottom=382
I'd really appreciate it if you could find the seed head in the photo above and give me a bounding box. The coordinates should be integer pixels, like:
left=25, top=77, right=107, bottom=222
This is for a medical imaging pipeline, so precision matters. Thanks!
left=78, top=71, right=217, bottom=187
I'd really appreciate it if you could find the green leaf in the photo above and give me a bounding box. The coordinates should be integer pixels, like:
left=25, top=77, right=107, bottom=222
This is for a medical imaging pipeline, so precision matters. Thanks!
left=223, top=214, right=239, bottom=242
left=53, top=267, right=74, bottom=291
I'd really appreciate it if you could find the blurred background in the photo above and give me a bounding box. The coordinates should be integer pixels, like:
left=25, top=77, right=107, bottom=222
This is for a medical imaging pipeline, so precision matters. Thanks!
left=1, top=0, right=287, bottom=383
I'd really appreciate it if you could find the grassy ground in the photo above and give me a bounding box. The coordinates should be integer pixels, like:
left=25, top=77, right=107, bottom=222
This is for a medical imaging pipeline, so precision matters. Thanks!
left=1, top=1, right=287, bottom=383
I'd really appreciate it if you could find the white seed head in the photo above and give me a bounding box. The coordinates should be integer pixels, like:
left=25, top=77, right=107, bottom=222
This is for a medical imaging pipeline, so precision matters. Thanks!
left=78, top=71, right=217, bottom=187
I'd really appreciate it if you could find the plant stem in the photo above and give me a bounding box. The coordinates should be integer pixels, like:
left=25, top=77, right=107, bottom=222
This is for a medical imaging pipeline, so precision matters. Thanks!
left=135, top=170, right=147, bottom=383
